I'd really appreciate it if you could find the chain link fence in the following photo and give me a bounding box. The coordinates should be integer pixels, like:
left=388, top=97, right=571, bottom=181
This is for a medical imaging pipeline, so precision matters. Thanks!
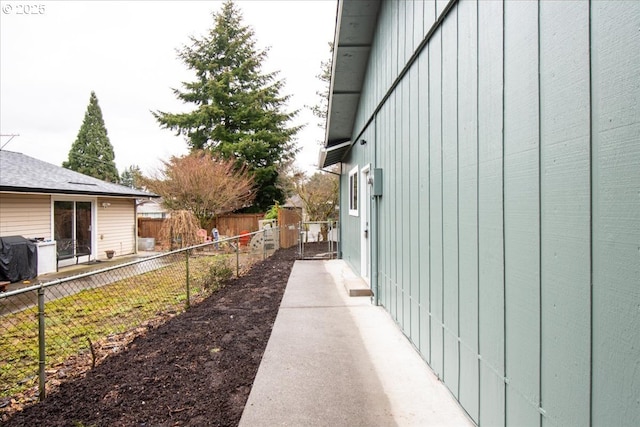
left=0, top=229, right=279, bottom=406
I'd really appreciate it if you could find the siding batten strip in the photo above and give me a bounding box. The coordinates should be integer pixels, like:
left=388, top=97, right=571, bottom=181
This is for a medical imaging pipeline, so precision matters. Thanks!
left=456, top=2, right=461, bottom=400
left=588, top=1, right=593, bottom=424
left=427, top=39, right=433, bottom=367
left=440, top=22, right=445, bottom=383
left=475, top=0, right=481, bottom=422
left=537, top=1, right=543, bottom=425
left=502, top=2, right=507, bottom=425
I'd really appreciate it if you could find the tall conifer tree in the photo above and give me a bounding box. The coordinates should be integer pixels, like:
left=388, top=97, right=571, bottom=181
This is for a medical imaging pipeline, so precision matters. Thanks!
left=153, top=0, right=299, bottom=212
left=120, top=165, right=143, bottom=189
left=63, top=91, right=119, bottom=182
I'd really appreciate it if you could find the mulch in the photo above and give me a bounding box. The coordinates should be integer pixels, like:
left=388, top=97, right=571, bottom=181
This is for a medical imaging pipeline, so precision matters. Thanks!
left=3, top=244, right=301, bottom=427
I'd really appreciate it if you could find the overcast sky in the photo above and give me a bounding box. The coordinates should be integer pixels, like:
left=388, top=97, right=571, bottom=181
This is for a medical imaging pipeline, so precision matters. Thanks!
left=0, top=0, right=337, bottom=176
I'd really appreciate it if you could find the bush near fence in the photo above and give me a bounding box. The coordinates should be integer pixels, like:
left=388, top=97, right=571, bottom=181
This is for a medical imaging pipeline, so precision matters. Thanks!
left=0, top=230, right=279, bottom=407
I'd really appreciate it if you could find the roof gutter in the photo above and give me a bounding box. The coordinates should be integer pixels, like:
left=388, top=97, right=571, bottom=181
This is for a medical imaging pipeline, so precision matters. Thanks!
left=0, top=186, right=159, bottom=198
left=318, top=140, right=352, bottom=169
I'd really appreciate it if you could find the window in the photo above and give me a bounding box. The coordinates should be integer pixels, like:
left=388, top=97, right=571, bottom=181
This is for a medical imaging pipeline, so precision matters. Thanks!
left=349, top=166, right=358, bottom=216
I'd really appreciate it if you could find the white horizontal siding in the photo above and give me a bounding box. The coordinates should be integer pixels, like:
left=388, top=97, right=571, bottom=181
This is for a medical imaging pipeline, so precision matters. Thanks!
left=0, top=193, right=51, bottom=238
left=96, top=198, right=136, bottom=259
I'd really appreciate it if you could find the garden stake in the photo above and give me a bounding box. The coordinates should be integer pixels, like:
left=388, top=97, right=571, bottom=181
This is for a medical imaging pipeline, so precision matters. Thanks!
left=87, top=337, right=96, bottom=369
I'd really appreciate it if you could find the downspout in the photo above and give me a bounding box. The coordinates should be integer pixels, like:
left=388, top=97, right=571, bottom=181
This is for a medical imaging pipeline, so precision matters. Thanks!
left=371, top=115, right=380, bottom=306
left=134, top=198, right=151, bottom=255
left=338, top=164, right=342, bottom=259
left=134, top=199, right=139, bottom=255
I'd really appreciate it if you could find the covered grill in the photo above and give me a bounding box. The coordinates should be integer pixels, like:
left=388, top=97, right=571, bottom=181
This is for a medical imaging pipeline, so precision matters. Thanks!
left=0, top=235, right=37, bottom=283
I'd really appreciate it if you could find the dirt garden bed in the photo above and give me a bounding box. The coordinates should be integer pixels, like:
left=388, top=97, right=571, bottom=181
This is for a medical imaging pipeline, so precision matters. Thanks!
left=2, top=244, right=304, bottom=427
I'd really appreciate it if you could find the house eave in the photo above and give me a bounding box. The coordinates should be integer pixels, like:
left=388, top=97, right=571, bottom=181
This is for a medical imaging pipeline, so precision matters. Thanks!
left=322, top=0, right=381, bottom=158
left=318, top=140, right=352, bottom=169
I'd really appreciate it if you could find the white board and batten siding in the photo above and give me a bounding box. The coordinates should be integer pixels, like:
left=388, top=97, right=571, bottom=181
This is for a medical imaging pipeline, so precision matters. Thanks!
left=96, top=198, right=136, bottom=259
left=339, top=0, right=640, bottom=426
left=0, top=193, right=52, bottom=238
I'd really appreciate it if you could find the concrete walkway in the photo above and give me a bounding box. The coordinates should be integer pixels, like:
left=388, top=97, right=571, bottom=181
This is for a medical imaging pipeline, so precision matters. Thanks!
left=239, top=260, right=474, bottom=427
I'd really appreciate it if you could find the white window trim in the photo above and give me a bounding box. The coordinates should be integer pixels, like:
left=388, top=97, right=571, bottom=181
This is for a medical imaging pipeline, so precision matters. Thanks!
left=348, top=165, right=359, bottom=217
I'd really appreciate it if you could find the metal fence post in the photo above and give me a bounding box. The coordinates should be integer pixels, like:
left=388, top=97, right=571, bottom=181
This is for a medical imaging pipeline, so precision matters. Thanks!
left=185, top=250, right=191, bottom=310
left=37, top=287, right=46, bottom=401
left=332, top=221, right=337, bottom=259
left=236, top=237, right=240, bottom=277
left=329, top=221, right=333, bottom=259
left=299, top=222, right=304, bottom=259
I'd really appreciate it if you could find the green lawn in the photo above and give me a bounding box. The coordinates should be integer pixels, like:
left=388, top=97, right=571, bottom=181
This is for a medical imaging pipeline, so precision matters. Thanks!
left=0, top=253, right=232, bottom=398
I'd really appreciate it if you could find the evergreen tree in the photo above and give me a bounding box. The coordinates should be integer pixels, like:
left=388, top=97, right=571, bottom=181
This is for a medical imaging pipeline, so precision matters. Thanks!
left=120, top=165, right=144, bottom=189
left=63, top=91, right=119, bottom=182
left=308, top=42, right=333, bottom=135
left=153, top=0, right=300, bottom=212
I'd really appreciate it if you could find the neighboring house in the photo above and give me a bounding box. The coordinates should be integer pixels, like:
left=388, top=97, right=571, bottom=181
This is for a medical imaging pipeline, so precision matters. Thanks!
left=320, top=1, right=639, bottom=426
left=0, top=150, right=157, bottom=272
left=137, top=198, right=170, bottom=219
left=283, top=194, right=305, bottom=220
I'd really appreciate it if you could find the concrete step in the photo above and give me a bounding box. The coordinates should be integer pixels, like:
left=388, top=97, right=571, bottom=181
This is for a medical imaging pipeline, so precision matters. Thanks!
left=344, top=278, right=373, bottom=297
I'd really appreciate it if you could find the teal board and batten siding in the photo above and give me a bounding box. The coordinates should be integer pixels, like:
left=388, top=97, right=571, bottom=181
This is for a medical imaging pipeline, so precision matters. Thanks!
left=591, top=2, right=640, bottom=424
left=338, top=0, right=640, bottom=426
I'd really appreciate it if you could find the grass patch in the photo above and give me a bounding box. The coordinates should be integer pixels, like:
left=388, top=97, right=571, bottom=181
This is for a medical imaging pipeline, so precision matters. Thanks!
left=0, top=252, right=233, bottom=398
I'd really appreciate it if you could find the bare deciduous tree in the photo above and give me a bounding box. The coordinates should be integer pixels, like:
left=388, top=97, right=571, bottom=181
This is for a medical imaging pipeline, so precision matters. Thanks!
left=158, top=209, right=201, bottom=250
left=296, top=172, right=339, bottom=240
left=143, top=150, right=255, bottom=228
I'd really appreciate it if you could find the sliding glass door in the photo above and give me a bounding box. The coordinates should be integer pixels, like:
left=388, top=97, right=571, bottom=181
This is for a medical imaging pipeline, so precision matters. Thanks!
left=75, top=202, right=92, bottom=251
left=54, top=200, right=92, bottom=259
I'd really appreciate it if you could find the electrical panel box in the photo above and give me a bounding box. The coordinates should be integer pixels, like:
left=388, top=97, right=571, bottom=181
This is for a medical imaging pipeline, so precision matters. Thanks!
left=373, top=168, right=383, bottom=197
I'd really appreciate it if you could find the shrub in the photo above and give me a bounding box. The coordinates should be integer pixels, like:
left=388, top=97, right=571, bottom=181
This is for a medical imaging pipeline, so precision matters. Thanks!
left=203, top=257, right=233, bottom=290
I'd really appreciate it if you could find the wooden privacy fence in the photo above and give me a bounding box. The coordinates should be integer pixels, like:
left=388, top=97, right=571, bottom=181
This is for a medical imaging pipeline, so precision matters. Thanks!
left=139, top=211, right=302, bottom=250
left=211, top=213, right=264, bottom=237
left=138, top=213, right=265, bottom=245
left=137, top=218, right=165, bottom=243
left=278, top=208, right=302, bottom=249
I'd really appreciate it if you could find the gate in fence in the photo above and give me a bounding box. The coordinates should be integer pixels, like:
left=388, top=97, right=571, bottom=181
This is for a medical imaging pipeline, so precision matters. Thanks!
left=298, top=221, right=339, bottom=260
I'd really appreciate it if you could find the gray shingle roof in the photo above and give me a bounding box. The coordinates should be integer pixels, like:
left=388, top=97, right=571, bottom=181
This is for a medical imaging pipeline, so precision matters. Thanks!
left=0, top=150, right=156, bottom=198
